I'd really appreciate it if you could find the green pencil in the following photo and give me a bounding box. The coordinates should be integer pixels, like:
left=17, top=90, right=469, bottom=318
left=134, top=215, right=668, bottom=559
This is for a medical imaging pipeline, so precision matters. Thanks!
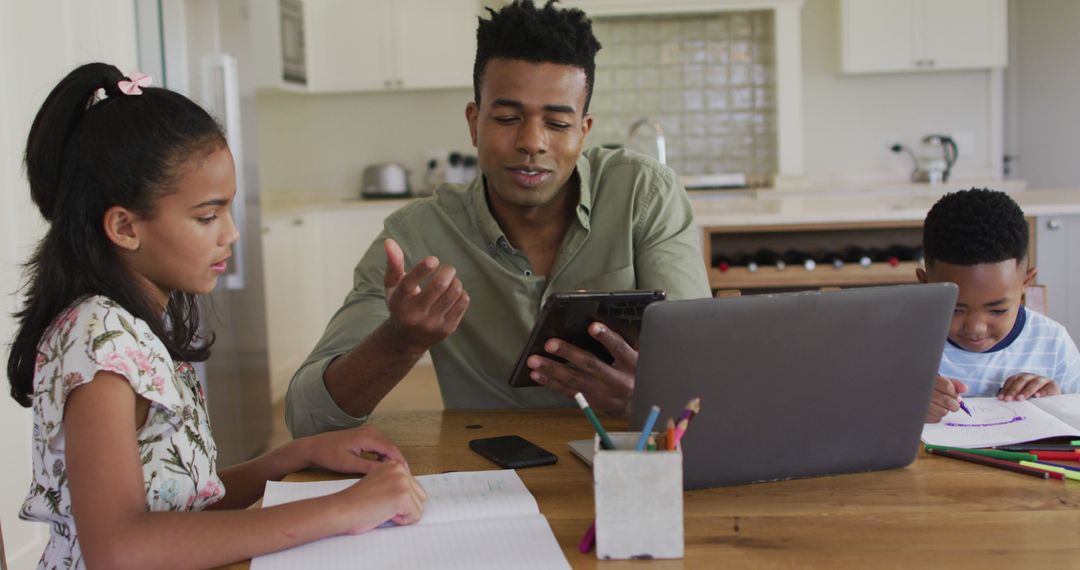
left=1071, top=440, right=1080, bottom=446
left=574, top=392, right=616, bottom=450
left=924, top=444, right=1037, bottom=462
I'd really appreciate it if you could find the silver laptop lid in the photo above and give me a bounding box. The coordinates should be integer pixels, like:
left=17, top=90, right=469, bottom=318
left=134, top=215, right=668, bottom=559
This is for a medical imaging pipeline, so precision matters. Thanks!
left=632, top=283, right=957, bottom=489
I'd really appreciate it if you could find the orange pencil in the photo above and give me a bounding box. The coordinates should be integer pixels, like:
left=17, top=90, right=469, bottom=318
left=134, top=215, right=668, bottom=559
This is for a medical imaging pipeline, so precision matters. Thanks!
left=665, top=418, right=676, bottom=450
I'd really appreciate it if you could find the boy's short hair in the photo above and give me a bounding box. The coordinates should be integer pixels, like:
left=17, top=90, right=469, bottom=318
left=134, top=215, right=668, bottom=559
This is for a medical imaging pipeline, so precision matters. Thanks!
left=923, top=188, right=1028, bottom=267
left=473, top=0, right=602, bottom=112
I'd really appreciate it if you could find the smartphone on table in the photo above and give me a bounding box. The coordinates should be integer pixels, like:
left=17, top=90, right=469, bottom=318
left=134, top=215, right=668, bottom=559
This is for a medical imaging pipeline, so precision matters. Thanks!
left=469, top=435, right=558, bottom=469
left=508, top=289, right=666, bottom=388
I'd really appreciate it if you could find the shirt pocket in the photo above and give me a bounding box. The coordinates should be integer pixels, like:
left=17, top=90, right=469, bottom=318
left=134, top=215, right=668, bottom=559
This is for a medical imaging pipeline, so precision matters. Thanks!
left=573, top=265, right=636, bottom=291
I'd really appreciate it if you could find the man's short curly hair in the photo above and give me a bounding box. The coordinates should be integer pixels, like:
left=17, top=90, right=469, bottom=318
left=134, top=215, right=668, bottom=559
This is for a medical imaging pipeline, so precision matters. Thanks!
left=923, top=188, right=1028, bottom=267
left=473, top=0, right=602, bottom=112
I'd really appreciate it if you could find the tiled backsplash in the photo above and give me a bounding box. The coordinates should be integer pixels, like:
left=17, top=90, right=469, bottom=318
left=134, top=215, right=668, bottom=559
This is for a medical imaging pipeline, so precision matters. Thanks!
left=589, top=12, right=777, bottom=184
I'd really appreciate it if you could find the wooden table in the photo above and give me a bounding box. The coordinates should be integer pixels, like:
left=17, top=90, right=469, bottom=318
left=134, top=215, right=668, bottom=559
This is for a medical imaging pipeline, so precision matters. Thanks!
left=226, top=409, right=1080, bottom=569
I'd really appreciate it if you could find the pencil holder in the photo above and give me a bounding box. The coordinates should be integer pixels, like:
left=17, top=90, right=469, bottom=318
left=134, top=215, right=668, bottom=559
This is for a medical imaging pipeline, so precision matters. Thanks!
left=593, top=431, right=684, bottom=560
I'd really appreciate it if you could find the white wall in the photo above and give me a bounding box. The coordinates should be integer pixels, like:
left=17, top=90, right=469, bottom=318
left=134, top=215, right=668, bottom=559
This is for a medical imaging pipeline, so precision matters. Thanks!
left=1007, top=0, right=1080, bottom=189
left=0, top=2, right=137, bottom=567
left=800, top=0, right=1000, bottom=184
left=256, top=88, right=475, bottom=203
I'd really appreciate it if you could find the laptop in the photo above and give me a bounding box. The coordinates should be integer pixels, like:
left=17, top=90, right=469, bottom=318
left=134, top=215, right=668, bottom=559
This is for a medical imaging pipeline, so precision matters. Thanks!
left=571, top=283, right=957, bottom=489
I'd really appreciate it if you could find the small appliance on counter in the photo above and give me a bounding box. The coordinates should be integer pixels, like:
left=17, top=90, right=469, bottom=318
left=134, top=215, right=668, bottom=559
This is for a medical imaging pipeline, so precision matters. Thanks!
left=891, top=134, right=958, bottom=185
left=362, top=162, right=411, bottom=198
left=419, top=150, right=478, bottom=195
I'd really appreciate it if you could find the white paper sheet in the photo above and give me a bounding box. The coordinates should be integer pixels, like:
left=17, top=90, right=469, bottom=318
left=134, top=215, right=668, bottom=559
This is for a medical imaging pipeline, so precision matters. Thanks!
left=920, top=394, right=1080, bottom=448
left=252, top=470, right=569, bottom=570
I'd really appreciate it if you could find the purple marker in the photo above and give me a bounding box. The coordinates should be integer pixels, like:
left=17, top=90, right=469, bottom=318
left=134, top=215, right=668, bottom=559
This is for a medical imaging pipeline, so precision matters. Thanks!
left=958, top=399, right=973, bottom=417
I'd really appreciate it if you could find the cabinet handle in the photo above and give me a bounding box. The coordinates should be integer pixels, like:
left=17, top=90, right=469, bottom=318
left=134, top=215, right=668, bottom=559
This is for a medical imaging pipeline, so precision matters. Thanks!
left=1047, top=219, right=1062, bottom=230
left=291, top=218, right=304, bottom=226
left=396, top=78, right=403, bottom=87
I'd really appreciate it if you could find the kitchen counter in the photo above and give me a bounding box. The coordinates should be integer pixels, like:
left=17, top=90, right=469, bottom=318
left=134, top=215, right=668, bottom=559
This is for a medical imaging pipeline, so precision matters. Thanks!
left=264, top=187, right=1080, bottom=227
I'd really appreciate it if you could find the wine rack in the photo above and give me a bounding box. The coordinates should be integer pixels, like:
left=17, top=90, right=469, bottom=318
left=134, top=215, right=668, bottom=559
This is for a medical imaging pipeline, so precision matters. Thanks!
left=701, top=219, right=1037, bottom=292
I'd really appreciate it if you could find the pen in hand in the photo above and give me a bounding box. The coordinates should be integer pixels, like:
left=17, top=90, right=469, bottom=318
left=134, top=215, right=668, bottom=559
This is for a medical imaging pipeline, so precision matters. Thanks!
left=958, top=398, right=973, bottom=417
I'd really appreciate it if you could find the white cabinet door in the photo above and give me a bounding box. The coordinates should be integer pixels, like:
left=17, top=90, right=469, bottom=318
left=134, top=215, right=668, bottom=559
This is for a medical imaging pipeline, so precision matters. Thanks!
left=305, top=0, right=391, bottom=92
left=922, top=0, right=1006, bottom=71
left=1035, top=215, right=1080, bottom=344
left=317, top=207, right=395, bottom=324
left=262, top=213, right=324, bottom=401
left=391, top=0, right=478, bottom=89
left=841, top=0, right=919, bottom=73
left=841, top=0, right=1006, bottom=73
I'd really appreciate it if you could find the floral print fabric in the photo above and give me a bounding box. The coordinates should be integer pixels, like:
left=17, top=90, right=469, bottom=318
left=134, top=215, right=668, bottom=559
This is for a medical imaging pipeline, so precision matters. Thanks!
left=20, top=296, right=224, bottom=569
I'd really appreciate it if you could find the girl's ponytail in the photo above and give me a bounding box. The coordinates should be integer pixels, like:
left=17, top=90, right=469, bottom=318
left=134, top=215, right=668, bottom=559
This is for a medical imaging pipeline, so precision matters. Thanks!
left=24, top=63, right=125, bottom=222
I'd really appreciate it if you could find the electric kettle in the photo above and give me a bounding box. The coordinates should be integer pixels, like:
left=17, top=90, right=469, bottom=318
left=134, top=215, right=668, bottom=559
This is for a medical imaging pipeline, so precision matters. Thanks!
left=891, top=135, right=958, bottom=184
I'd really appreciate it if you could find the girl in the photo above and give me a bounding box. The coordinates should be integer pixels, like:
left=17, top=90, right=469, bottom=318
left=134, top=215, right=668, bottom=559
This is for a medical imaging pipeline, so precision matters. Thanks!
left=7, top=63, right=426, bottom=569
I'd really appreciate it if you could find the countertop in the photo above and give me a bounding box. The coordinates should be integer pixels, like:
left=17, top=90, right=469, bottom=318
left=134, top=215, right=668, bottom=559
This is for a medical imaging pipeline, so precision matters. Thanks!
left=262, top=187, right=1080, bottom=227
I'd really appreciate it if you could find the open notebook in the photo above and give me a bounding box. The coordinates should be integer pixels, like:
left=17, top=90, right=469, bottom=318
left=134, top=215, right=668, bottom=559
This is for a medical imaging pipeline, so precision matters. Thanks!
left=921, top=393, right=1080, bottom=448
left=251, top=470, right=570, bottom=570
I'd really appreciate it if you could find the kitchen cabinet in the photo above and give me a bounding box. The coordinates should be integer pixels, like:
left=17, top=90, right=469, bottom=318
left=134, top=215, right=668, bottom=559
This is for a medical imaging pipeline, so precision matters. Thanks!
left=254, top=0, right=479, bottom=93
left=261, top=213, right=324, bottom=401
left=261, top=204, right=397, bottom=400
left=1034, top=214, right=1080, bottom=343
left=840, top=0, right=1007, bottom=74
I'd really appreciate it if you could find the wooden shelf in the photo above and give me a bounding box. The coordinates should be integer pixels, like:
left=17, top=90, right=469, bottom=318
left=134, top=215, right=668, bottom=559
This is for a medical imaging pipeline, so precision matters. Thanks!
left=708, top=261, right=921, bottom=290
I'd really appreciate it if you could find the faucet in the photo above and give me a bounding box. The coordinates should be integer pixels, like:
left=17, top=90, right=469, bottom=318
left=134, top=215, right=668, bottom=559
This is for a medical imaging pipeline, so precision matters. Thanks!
left=628, top=117, right=666, bottom=165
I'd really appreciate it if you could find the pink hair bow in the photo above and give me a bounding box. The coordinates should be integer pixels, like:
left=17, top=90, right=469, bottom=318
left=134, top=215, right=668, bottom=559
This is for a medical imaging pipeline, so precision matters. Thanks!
left=117, top=72, right=152, bottom=95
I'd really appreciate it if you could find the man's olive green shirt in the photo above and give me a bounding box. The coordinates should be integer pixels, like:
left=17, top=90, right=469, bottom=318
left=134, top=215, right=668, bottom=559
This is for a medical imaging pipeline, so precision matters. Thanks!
left=285, top=147, right=711, bottom=437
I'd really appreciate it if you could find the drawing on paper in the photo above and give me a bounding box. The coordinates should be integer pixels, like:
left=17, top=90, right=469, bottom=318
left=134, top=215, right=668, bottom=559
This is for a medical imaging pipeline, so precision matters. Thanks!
left=944, top=401, right=1026, bottom=428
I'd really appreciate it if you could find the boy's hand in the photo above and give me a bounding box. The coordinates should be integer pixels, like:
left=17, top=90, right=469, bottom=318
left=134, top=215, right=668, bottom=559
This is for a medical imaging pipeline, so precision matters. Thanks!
left=926, top=375, right=968, bottom=423
left=998, top=373, right=1061, bottom=401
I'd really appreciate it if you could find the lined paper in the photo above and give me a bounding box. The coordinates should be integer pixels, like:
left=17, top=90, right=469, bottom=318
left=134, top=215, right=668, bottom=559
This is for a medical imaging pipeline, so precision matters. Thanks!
left=252, top=470, right=569, bottom=570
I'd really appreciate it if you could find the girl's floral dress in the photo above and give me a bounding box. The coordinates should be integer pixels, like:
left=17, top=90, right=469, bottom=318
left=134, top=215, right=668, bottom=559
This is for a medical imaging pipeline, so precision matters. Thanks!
left=20, top=296, right=225, bottom=569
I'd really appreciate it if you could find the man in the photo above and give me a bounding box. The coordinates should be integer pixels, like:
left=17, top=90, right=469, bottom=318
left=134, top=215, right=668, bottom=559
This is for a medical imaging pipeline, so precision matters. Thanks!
left=286, top=0, right=710, bottom=437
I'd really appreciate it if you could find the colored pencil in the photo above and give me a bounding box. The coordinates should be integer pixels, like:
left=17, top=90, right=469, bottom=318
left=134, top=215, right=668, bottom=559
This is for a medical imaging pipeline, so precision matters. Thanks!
left=672, top=397, right=701, bottom=445
left=1071, top=440, right=1080, bottom=446
left=635, top=405, right=661, bottom=451
left=1029, top=450, right=1080, bottom=462
left=1019, top=461, right=1080, bottom=481
left=957, top=398, right=973, bottom=417
left=574, top=392, right=616, bottom=450
left=996, top=443, right=1080, bottom=452
left=926, top=448, right=1058, bottom=479
left=923, top=444, right=1036, bottom=462
left=665, top=418, right=677, bottom=451
left=578, top=521, right=596, bottom=553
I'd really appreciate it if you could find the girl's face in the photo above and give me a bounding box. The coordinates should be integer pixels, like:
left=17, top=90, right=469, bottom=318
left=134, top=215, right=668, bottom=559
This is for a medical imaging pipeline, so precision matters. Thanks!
left=128, top=146, right=239, bottom=310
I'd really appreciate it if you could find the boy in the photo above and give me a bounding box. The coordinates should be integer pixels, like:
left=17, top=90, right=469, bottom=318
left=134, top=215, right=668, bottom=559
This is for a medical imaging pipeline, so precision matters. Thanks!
left=918, top=188, right=1080, bottom=423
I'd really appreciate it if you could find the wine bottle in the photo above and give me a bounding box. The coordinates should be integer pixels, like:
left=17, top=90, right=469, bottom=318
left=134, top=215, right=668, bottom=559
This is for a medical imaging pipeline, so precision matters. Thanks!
left=818, top=250, right=844, bottom=270
left=842, top=246, right=873, bottom=269
left=753, top=248, right=786, bottom=271
left=735, top=252, right=759, bottom=273
left=783, top=249, right=816, bottom=271
left=712, top=253, right=734, bottom=273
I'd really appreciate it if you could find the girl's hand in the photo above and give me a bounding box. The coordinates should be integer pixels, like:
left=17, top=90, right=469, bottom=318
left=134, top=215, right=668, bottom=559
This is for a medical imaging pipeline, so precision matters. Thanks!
left=298, top=425, right=410, bottom=474
left=336, top=462, right=427, bottom=534
left=998, top=373, right=1061, bottom=401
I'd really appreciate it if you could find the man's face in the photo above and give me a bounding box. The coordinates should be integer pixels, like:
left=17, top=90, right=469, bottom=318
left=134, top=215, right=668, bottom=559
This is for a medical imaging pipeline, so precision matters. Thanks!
left=466, top=58, right=593, bottom=213
left=918, top=259, right=1035, bottom=352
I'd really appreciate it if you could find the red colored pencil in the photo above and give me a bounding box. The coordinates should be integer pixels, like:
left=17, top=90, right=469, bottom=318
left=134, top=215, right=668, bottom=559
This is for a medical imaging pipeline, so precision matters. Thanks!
left=927, top=448, right=1063, bottom=480
left=1029, top=450, right=1080, bottom=462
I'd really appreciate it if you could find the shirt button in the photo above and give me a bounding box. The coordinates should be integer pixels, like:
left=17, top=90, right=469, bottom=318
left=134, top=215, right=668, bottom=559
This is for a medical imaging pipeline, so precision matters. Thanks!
left=524, top=270, right=533, bottom=276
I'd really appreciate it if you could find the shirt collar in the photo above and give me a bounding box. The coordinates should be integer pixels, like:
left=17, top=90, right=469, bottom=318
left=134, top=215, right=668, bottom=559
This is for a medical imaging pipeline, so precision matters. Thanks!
left=947, top=305, right=1028, bottom=353
left=469, top=155, right=595, bottom=250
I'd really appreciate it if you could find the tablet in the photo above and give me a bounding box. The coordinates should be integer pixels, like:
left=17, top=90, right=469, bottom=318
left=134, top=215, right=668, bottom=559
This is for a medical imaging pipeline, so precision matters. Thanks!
left=508, top=289, right=666, bottom=388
